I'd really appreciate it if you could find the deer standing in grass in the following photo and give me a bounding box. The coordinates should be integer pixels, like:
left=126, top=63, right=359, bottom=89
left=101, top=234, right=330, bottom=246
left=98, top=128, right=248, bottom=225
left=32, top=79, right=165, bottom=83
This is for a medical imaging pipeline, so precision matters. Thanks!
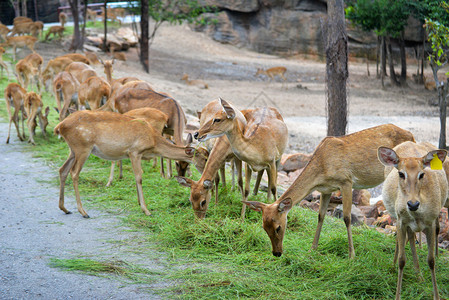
left=55, top=110, right=199, bottom=218
left=45, top=26, right=65, bottom=41
left=53, top=71, right=80, bottom=121
left=194, top=98, right=288, bottom=218
left=59, top=12, right=67, bottom=27
left=378, top=141, right=448, bottom=300
left=255, top=66, right=287, bottom=81
left=0, top=46, right=9, bottom=80
left=4, top=83, right=27, bottom=143
left=15, top=52, right=43, bottom=91
left=42, top=56, right=76, bottom=91
left=78, top=76, right=111, bottom=110
left=23, top=92, right=49, bottom=145
left=244, top=124, right=415, bottom=258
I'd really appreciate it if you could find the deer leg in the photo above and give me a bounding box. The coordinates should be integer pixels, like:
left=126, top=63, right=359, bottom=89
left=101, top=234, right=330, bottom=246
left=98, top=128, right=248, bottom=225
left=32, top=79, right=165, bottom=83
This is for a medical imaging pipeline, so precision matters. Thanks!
left=253, top=170, right=263, bottom=196
left=106, top=161, right=115, bottom=187
left=341, top=184, right=355, bottom=258
left=20, top=110, right=26, bottom=140
left=407, top=228, right=422, bottom=281
left=312, top=193, right=331, bottom=251
left=167, top=159, right=173, bottom=178
left=11, top=109, right=23, bottom=141
left=214, top=175, right=219, bottom=204
left=27, top=114, right=36, bottom=145
left=160, top=157, right=166, bottom=178
left=267, top=161, right=278, bottom=201
left=424, top=225, right=440, bottom=300
left=59, top=150, right=76, bottom=214
left=231, top=158, right=235, bottom=191
left=219, top=165, right=226, bottom=187
left=70, top=150, right=91, bottom=218
left=241, top=163, right=253, bottom=220
left=129, top=153, right=151, bottom=216
left=435, top=217, right=440, bottom=258
left=396, top=223, right=407, bottom=300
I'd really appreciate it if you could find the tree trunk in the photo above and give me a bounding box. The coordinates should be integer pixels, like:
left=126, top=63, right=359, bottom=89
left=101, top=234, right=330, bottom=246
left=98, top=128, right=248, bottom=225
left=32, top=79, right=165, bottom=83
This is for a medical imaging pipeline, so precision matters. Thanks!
left=381, top=36, right=385, bottom=88
left=399, top=34, right=407, bottom=84
left=11, top=1, right=20, bottom=17
left=376, top=36, right=380, bottom=78
left=69, top=0, right=83, bottom=51
left=325, top=0, right=348, bottom=137
left=140, top=0, right=149, bottom=73
left=81, top=0, right=87, bottom=48
left=103, top=0, right=107, bottom=51
left=21, top=0, right=27, bottom=17
left=430, top=64, right=447, bottom=149
left=33, top=0, right=38, bottom=20
left=386, top=36, right=399, bottom=86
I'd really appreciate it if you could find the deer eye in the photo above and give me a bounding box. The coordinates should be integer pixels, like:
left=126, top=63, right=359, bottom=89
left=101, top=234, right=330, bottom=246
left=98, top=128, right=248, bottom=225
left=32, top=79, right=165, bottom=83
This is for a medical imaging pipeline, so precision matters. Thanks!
left=276, top=226, right=281, bottom=234
left=419, top=173, right=425, bottom=180
left=213, top=118, right=221, bottom=123
left=200, top=200, right=207, bottom=208
left=398, top=171, right=405, bottom=179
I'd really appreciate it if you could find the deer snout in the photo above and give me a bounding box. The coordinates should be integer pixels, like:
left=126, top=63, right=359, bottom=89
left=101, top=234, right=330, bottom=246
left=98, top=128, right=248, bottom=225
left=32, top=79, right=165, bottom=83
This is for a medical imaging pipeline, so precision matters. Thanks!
left=193, top=132, right=199, bottom=140
left=407, top=200, right=420, bottom=211
left=272, top=251, right=282, bottom=257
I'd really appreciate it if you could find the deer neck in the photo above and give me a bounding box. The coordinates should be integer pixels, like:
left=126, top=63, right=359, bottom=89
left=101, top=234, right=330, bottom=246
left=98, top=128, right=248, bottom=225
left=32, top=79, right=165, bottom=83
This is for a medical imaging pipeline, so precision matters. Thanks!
left=152, top=137, right=191, bottom=162
left=199, top=136, right=232, bottom=183
left=106, top=71, right=112, bottom=84
left=224, top=111, right=248, bottom=156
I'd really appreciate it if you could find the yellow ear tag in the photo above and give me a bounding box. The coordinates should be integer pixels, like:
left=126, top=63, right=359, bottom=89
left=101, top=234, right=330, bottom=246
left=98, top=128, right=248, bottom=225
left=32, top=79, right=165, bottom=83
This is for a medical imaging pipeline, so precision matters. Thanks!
left=430, top=153, right=443, bottom=170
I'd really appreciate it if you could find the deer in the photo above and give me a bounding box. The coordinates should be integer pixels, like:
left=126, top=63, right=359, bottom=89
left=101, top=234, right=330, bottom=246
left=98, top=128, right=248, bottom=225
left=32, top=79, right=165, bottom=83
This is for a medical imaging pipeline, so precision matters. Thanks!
left=378, top=141, right=448, bottom=300
left=30, top=21, right=44, bottom=38
left=2, top=36, right=38, bottom=61
left=84, top=51, right=101, bottom=65
left=86, top=8, right=98, bottom=24
left=60, top=53, right=91, bottom=65
left=15, top=52, right=43, bottom=91
left=100, top=86, right=189, bottom=178
left=54, top=110, right=200, bottom=218
left=243, top=124, right=415, bottom=259
left=53, top=71, right=80, bottom=121
left=13, top=17, right=33, bottom=25
left=45, top=26, right=65, bottom=41
left=255, top=66, right=287, bottom=81
left=64, top=61, right=97, bottom=84
left=100, top=7, right=121, bottom=25
left=0, top=46, right=10, bottom=80
left=23, top=91, right=49, bottom=145
left=59, top=12, right=68, bottom=27
left=181, top=74, right=208, bottom=89
left=42, top=56, right=75, bottom=91
left=0, top=23, right=11, bottom=41
left=4, top=82, right=27, bottom=143
left=194, top=98, right=288, bottom=218
left=78, top=76, right=111, bottom=110
left=10, top=20, right=34, bottom=36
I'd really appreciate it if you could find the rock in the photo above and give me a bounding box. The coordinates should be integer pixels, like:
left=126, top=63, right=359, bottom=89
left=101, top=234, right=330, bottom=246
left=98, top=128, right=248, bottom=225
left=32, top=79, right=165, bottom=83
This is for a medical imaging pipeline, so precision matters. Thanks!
left=280, top=153, right=312, bottom=172
left=207, top=0, right=259, bottom=12
left=358, top=205, right=379, bottom=219
left=352, top=189, right=371, bottom=206
left=117, top=27, right=138, bottom=46
left=373, top=214, right=394, bottom=228
left=299, top=199, right=319, bottom=212
left=331, top=204, right=365, bottom=226
left=365, top=217, right=376, bottom=226
left=287, top=168, right=303, bottom=181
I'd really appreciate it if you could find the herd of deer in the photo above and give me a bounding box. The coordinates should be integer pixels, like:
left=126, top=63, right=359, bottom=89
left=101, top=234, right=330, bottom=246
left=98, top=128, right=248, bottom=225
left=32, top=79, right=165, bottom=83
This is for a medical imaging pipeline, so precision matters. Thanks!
left=1, top=16, right=448, bottom=300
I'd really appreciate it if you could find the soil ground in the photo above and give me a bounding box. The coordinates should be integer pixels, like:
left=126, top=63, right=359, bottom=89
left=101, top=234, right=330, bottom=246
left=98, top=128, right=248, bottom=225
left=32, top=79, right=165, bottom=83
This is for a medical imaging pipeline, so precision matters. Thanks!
left=0, top=22, right=445, bottom=298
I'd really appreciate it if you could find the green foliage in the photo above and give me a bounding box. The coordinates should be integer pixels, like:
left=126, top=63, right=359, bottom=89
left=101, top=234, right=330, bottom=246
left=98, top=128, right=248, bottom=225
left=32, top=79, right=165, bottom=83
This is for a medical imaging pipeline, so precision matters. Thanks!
left=425, top=18, right=449, bottom=68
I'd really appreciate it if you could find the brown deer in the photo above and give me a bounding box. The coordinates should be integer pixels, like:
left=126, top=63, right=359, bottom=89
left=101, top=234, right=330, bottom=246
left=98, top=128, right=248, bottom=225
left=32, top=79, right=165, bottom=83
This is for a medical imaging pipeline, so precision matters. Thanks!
left=53, top=71, right=80, bottom=121
left=84, top=51, right=101, bottom=65
left=78, top=76, right=111, bottom=110
left=42, top=56, right=75, bottom=91
left=15, top=52, right=43, bottom=91
left=60, top=53, right=91, bottom=65
left=64, top=61, right=97, bottom=84
left=2, top=36, right=38, bottom=61
left=0, top=23, right=11, bottom=41
left=244, top=124, right=415, bottom=259
left=30, top=21, right=44, bottom=38
left=86, top=8, right=98, bottom=24
left=45, top=26, right=65, bottom=41
left=195, top=98, right=288, bottom=218
left=4, top=83, right=27, bottom=143
left=10, top=20, right=34, bottom=36
left=23, top=91, right=49, bottom=145
left=59, top=12, right=68, bottom=27
left=378, top=141, right=448, bottom=300
left=54, top=110, right=198, bottom=218
left=0, top=46, right=10, bottom=80
left=181, top=74, right=208, bottom=89
left=255, top=66, right=287, bottom=81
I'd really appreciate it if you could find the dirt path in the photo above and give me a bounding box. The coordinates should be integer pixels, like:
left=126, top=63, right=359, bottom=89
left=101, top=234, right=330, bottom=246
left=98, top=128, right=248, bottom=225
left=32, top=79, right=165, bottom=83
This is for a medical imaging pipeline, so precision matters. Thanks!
left=0, top=122, right=168, bottom=299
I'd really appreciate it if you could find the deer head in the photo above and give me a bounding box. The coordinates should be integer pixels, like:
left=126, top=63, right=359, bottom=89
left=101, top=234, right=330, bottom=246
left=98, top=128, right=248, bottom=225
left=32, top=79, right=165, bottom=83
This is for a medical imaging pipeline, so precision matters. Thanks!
left=176, top=176, right=214, bottom=219
left=194, top=98, right=236, bottom=142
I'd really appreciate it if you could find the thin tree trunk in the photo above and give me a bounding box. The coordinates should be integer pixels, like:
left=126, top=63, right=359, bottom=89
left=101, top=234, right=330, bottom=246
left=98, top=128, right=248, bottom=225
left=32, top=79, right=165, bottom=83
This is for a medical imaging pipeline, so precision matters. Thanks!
left=140, top=0, right=149, bottom=73
left=325, top=0, right=348, bottom=137
left=103, top=0, right=107, bottom=51
left=11, top=1, right=20, bottom=17
left=33, top=0, right=38, bottom=20
left=69, top=0, right=82, bottom=51
left=399, top=34, right=407, bottom=84
left=386, top=36, right=399, bottom=86
left=81, top=0, right=87, bottom=47
left=381, top=36, right=385, bottom=88
left=21, top=0, right=27, bottom=18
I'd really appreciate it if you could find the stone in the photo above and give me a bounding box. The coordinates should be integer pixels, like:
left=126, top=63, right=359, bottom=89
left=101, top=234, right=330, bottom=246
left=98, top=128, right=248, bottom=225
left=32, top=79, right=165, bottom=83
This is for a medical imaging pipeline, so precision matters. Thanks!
left=358, top=205, right=379, bottom=219
left=373, top=214, right=394, bottom=228
left=352, top=189, right=371, bottom=206
left=280, top=153, right=312, bottom=173
left=332, top=204, right=365, bottom=225
left=299, top=199, right=319, bottom=212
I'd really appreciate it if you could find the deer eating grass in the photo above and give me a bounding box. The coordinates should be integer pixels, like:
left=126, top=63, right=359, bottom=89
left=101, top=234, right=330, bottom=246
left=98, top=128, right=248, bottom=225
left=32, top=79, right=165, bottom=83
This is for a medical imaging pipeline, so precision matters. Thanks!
left=378, top=141, right=448, bottom=300
left=54, top=110, right=198, bottom=218
left=23, top=91, right=49, bottom=145
left=4, top=83, right=27, bottom=143
left=2, top=36, right=37, bottom=61
left=45, top=26, right=65, bottom=41
left=195, top=98, right=288, bottom=218
left=244, top=124, right=415, bottom=258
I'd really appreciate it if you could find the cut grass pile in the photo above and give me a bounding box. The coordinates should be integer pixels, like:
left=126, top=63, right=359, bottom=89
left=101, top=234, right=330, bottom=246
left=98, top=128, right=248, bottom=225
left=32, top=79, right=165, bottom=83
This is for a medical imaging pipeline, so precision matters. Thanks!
left=0, top=50, right=448, bottom=299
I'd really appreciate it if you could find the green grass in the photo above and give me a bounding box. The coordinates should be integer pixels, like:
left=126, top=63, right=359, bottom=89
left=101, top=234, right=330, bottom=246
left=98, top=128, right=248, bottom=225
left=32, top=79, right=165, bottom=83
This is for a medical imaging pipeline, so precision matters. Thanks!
left=1, top=64, right=449, bottom=300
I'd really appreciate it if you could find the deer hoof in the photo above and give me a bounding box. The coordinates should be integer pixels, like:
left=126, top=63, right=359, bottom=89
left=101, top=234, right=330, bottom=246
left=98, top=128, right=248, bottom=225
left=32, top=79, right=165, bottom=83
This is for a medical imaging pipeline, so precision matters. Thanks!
left=83, top=214, right=90, bottom=219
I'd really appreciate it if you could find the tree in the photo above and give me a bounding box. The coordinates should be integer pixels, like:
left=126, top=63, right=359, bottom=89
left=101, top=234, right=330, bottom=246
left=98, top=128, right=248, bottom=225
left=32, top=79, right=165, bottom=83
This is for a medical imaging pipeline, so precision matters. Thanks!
left=68, top=0, right=83, bottom=51
left=134, top=0, right=215, bottom=73
left=324, top=0, right=348, bottom=136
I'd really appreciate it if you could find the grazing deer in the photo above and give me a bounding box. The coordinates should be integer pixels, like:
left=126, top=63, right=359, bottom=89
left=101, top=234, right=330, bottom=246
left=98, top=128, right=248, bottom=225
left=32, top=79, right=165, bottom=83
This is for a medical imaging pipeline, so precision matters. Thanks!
left=4, top=83, right=27, bottom=143
left=244, top=124, right=415, bottom=258
left=78, top=76, right=111, bottom=110
left=54, top=110, right=198, bottom=218
left=181, top=74, right=208, bottom=89
left=42, top=56, right=74, bottom=91
left=3, top=36, right=38, bottom=61
left=86, top=8, right=97, bottom=24
left=64, top=61, right=97, bottom=84
left=0, top=23, right=11, bottom=41
left=378, top=141, right=448, bottom=300
left=23, top=92, right=49, bottom=145
left=13, top=17, right=33, bottom=25
left=60, top=53, right=91, bottom=65
left=0, top=46, right=10, bottom=80
left=59, top=12, right=68, bottom=27
left=106, top=107, right=170, bottom=187
left=45, top=25, right=65, bottom=41
left=30, top=21, right=44, bottom=38
left=195, top=98, right=288, bottom=218
left=53, top=71, right=80, bottom=121
left=10, top=20, right=34, bottom=36
left=255, top=66, right=287, bottom=81
left=84, top=51, right=101, bottom=65
left=15, top=53, right=43, bottom=91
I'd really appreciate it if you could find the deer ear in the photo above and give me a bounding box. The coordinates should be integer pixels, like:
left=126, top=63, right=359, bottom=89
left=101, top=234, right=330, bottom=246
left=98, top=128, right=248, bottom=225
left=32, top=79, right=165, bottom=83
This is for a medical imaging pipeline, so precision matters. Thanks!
left=197, top=111, right=202, bottom=120
left=203, top=180, right=213, bottom=190
left=243, top=201, right=267, bottom=212
left=219, top=98, right=235, bottom=119
left=278, top=198, right=293, bottom=213
left=423, top=149, right=448, bottom=167
left=175, top=176, right=193, bottom=188
left=185, top=147, right=195, bottom=156
left=378, top=147, right=399, bottom=167
left=185, top=133, right=193, bottom=145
